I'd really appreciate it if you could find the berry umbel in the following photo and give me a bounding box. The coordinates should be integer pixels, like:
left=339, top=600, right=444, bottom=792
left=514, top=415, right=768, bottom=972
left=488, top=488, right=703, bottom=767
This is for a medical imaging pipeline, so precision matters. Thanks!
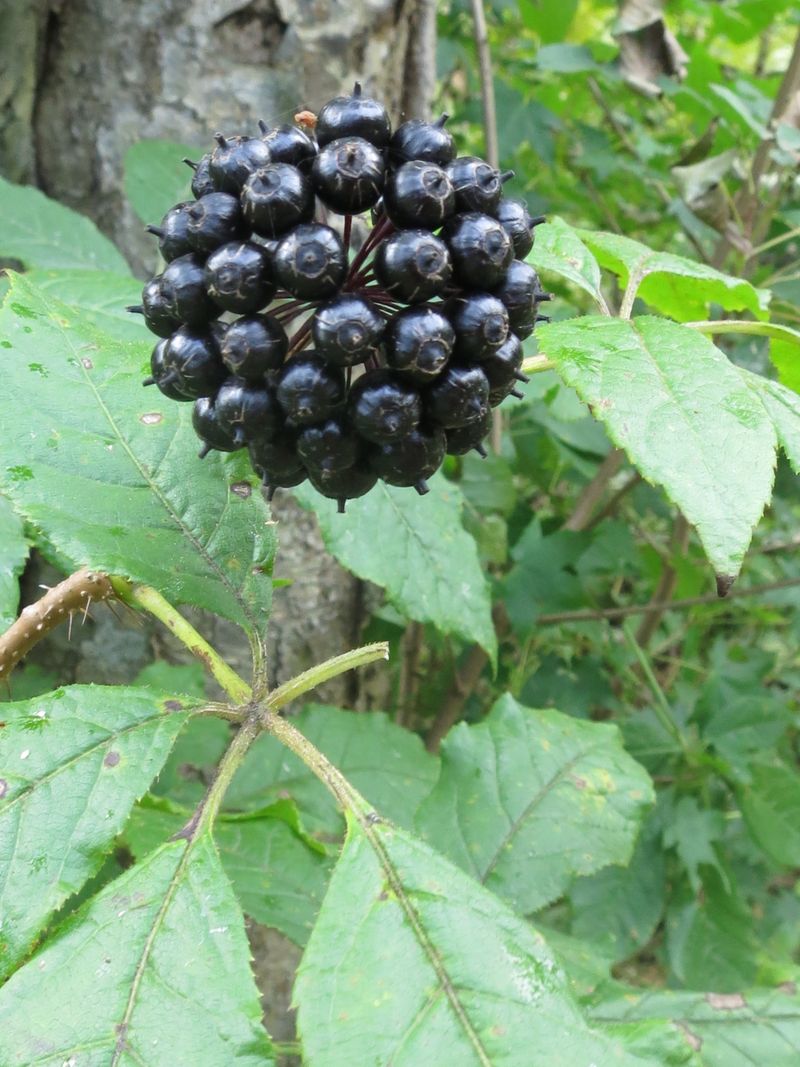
left=135, top=83, right=549, bottom=511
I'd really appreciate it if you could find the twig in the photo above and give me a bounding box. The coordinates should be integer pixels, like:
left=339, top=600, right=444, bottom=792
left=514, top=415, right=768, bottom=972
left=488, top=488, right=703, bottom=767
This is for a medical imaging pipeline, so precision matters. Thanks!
left=585, top=472, right=642, bottom=529
left=397, top=622, right=423, bottom=728
left=622, top=621, right=691, bottom=756
left=426, top=642, right=490, bottom=753
left=563, top=449, right=625, bottom=532
left=635, top=514, right=690, bottom=647
left=469, top=0, right=499, bottom=169
left=0, top=568, right=114, bottom=680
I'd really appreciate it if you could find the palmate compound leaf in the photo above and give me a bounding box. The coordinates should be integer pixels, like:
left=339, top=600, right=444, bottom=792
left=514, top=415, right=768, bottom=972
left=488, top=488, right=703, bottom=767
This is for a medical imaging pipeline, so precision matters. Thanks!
left=414, top=694, right=654, bottom=914
left=0, top=685, right=195, bottom=981
left=294, top=476, right=497, bottom=664
left=0, top=273, right=276, bottom=634
left=294, top=814, right=658, bottom=1067
left=0, top=832, right=275, bottom=1066
left=0, top=493, right=28, bottom=630
left=536, top=316, right=779, bottom=581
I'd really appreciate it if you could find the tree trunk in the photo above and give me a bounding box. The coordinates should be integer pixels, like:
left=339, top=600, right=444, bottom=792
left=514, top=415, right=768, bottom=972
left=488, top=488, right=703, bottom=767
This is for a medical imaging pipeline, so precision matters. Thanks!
left=0, top=0, right=434, bottom=1040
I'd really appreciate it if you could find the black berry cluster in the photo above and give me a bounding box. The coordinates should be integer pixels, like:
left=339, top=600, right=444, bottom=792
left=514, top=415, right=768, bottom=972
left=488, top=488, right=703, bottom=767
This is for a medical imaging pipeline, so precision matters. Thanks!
left=130, top=83, right=550, bottom=511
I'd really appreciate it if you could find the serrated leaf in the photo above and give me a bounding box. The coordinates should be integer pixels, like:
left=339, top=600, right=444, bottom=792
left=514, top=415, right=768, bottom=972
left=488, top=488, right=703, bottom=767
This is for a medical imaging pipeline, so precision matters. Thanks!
left=577, top=230, right=769, bottom=321
left=737, top=758, right=800, bottom=867
left=295, top=816, right=657, bottom=1066
left=0, top=833, right=274, bottom=1064
left=294, top=476, right=496, bottom=661
left=529, top=216, right=610, bottom=312
left=537, top=316, right=777, bottom=579
left=742, top=370, right=800, bottom=472
left=0, top=274, right=276, bottom=633
left=0, top=685, right=193, bottom=979
left=124, top=139, right=198, bottom=226
left=0, top=174, right=128, bottom=273
left=24, top=269, right=148, bottom=341
left=415, top=694, right=654, bottom=913
left=0, top=494, right=28, bottom=629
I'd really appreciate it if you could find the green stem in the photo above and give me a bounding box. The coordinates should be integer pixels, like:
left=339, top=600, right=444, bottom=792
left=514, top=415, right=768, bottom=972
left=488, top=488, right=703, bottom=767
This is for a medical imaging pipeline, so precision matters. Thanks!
left=264, top=641, right=389, bottom=712
left=622, top=620, right=692, bottom=757
left=521, top=355, right=556, bottom=375
left=684, top=318, right=800, bottom=347
left=110, top=577, right=252, bottom=704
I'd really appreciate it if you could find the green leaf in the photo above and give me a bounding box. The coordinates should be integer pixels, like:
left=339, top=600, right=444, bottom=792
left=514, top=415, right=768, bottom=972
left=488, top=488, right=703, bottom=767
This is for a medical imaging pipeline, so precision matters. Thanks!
left=124, top=139, right=198, bottom=225
left=415, top=694, right=654, bottom=913
left=0, top=274, right=276, bottom=633
left=577, top=230, right=769, bottom=321
left=24, top=269, right=147, bottom=341
left=742, top=370, right=800, bottom=473
left=0, top=685, right=192, bottom=979
left=737, top=758, right=800, bottom=867
left=588, top=983, right=800, bottom=1067
left=0, top=175, right=128, bottom=273
left=537, top=316, right=777, bottom=579
left=529, top=216, right=610, bottom=312
left=536, top=43, right=596, bottom=72
left=519, top=0, right=579, bottom=43
left=295, top=816, right=657, bottom=1066
left=0, top=833, right=275, bottom=1064
left=294, top=475, right=496, bottom=662
left=0, top=494, right=28, bottom=630
left=769, top=337, right=800, bottom=393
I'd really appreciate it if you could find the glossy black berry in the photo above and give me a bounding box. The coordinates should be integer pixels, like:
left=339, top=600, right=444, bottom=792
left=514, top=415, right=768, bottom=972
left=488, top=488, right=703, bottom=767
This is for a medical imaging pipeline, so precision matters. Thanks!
left=259, top=122, right=317, bottom=168
left=144, top=338, right=191, bottom=400
left=385, top=306, right=454, bottom=382
left=186, top=192, right=247, bottom=254
left=297, top=417, right=362, bottom=472
left=276, top=354, right=346, bottom=424
left=389, top=114, right=455, bottom=167
left=221, top=315, right=288, bottom=381
left=241, top=163, right=315, bottom=237
left=204, top=241, right=274, bottom=314
left=311, top=295, right=385, bottom=367
left=315, top=82, right=391, bottom=149
left=443, top=212, right=513, bottom=290
left=445, top=409, right=492, bottom=457
left=447, top=156, right=512, bottom=214
left=214, top=378, right=283, bottom=444
left=494, top=198, right=541, bottom=259
left=185, top=154, right=216, bottom=199
left=158, top=326, right=227, bottom=399
left=481, top=333, right=526, bottom=405
left=146, top=202, right=195, bottom=262
left=249, top=434, right=306, bottom=496
left=307, top=463, right=377, bottom=512
left=137, top=276, right=181, bottom=338
left=273, top=224, right=347, bottom=300
left=349, top=370, right=422, bottom=443
left=192, top=396, right=243, bottom=456
left=312, top=137, right=385, bottom=214
left=373, top=230, right=452, bottom=304
left=493, top=260, right=546, bottom=338
left=448, top=293, right=509, bottom=360
left=383, top=161, right=455, bottom=230
left=370, top=427, right=446, bottom=493
left=209, top=133, right=271, bottom=194
left=426, top=364, right=490, bottom=428
left=161, top=254, right=219, bottom=328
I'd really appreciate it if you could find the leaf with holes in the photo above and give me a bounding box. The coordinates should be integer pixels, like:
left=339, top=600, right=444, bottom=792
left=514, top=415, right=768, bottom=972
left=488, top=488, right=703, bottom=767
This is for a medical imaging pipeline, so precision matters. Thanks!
left=0, top=175, right=128, bottom=273
left=415, top=694, right=653, bottom=914
left=537, top=316, right=777, bottom=580
left=0, top=274, right=276, bottom=632
left=0, top=685, right=194, bottom=980
left=295, top=815, right=657, bottom=1066
left=529, top=216, right=609, bottom=312
left=294, top=477, right=496, bottom=662
left=0, top=494, right=27, bottom=630
left=0, top=833, right=275, bottom=1065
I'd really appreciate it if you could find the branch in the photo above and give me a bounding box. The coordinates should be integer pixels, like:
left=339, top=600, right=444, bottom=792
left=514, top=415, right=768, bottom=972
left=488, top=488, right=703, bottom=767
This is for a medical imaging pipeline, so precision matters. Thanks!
left=563, top=449, right=625, bottom=532
left=635, top=513, right=689, bottom=646
left=469, top=0, right=499, bottom=169
left=426, top=643, right=489, bottom=753
left=0, top=568, right=114, bottom=680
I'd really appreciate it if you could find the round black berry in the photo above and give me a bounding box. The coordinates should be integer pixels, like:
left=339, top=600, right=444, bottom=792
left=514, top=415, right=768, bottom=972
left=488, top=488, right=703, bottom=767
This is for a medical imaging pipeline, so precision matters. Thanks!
left=311, top=295, right=385, bottom=367
left=481, top=333, right=526, bottom=405
left=144, top=338, right=191, bottom=400
left=307, top=463, right=377, bottom=511
left=493, top=260, right=546, bottom=339
left=161, top=254, right=219, bottom=328
left=448, top=293, right=509, bottom=360
left=312, top=137, right=385, bottom=214
left=258, top=122, right=317, bottom=168
left=315, top=82, right=391, bottom=149
left=204, top=241, right=274, bottom=315
left=426, top=364, right=490, bottom=428
left=214, top=378, right=283, bottom=444
left=443, top=212, right=513, bottom=290
left=273, top=223, right=347, bottom=300
left=146, top=202, right=195, bottom=262
left=221, top=315, right=288, bottom=381
left=137, top=276, right=181, bottom=338
left=297, top=417, right=362, bottom=472
left=383, top=161, right=455, bottom=230
left=370, top=426, right=446, bottom=493
left=186, top=192, right=247, bottom=253
left=209, top=133, right=271, bottom=194
left=249, top=435, right=306, bottom=496
left=447, top=156, right=511, bottom=214
left=373, top=230, right=452, bottom=304
left=159, top=326, right=227, bottom=400
left=445, top=409, right=492, bottom=457
left=241, top=163, right=315, bottom=237
left=385, top=306, right=454, bottom=382
left=349, top=370, right=422, bottom=443
left=494, top=198, right=540, bottom=259
left=389, top=114, right=455, bottom=167
left=192, top=396, right=243, bottom=456
left=185, top=154, right=216, bottom=199
left=276, top=354, right=346, bottom=424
